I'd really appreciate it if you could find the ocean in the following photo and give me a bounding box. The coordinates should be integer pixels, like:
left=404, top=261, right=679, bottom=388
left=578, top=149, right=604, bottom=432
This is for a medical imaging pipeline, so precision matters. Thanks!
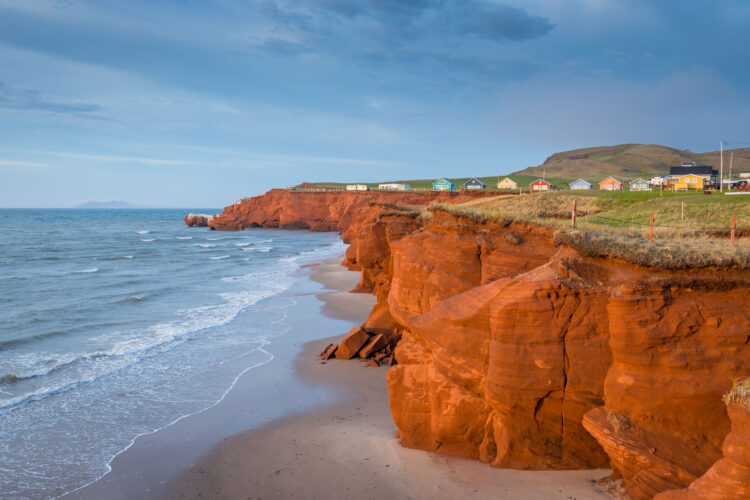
left=0, top=209, right=346, bottom=499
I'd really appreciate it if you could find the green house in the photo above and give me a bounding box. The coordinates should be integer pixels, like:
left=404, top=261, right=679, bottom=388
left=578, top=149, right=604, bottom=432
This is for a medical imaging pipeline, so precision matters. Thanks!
left=433, top=177, right=455, bottom=191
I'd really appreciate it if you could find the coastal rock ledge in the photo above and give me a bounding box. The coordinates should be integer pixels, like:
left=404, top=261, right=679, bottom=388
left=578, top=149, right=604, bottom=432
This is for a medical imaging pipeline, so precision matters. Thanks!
left=184, top=213, right=214, bottom=227
left=188, top=190, right=750, bottom=500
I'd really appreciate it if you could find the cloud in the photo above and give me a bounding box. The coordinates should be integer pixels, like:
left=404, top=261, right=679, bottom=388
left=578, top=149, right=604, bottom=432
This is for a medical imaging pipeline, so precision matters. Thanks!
left=0, top=159, right=48, bottom=167
left=492, top=67, right=749, bottom=151
left=0, top=82, right=102, bottom=115
left=307, top=0, right=554, bottom=41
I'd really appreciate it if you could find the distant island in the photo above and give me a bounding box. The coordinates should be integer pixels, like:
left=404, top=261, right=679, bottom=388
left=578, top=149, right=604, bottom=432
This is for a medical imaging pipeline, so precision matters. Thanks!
left=75, top=201, right=141, bottom=209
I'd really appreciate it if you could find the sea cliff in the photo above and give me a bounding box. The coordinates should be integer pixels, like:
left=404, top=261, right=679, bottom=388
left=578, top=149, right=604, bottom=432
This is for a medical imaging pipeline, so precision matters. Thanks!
left=188, top=191, right=750, bottom=499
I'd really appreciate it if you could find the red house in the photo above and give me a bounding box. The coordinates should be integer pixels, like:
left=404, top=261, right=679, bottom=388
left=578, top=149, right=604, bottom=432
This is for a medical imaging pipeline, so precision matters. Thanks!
left=530, top=179, right=551, bottom=191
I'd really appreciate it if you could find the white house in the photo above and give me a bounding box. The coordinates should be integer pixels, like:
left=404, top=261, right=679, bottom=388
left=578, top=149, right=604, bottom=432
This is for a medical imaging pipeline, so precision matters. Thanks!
left=346, top=184, right=369, bottom=191
left=650, top=176, right=666, bottom=186
left=378, top=183, right=412, bottom=191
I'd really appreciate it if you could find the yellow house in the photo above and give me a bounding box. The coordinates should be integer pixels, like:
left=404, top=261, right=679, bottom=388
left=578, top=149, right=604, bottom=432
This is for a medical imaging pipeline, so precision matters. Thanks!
left=497, top=177, right=519, bottom=189
left=674, top=174, right=704, bottom=191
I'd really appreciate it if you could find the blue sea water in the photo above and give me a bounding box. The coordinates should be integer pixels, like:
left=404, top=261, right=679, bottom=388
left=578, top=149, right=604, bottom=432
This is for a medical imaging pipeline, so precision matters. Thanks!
left=0, top=209, right=346, bottom=499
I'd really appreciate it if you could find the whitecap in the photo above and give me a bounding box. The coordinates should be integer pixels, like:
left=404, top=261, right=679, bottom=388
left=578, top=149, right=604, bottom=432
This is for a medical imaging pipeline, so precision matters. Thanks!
left=209, top=255, right=231, bottom=260
left=136, top=230, right=150, bottom=235
left=140, top=239, right=155, bottom=242
left=197, top=243, right=216, bottom=248
left=242, top=246, right=272, bottom=253
left=176, top=236, right=192, bottom=240
left=74, top=267, right=99, bottom=274
left=233, top=242, right=252, bottom=247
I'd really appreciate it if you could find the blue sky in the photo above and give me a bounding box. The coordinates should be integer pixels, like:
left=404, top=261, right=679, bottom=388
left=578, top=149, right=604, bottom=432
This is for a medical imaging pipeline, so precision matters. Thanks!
left=1, top=0, right=750, bottom=207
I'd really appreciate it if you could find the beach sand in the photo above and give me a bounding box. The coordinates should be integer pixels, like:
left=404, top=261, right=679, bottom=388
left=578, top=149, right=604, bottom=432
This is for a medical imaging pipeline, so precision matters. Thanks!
left=162, top=259, right=611, bottom=500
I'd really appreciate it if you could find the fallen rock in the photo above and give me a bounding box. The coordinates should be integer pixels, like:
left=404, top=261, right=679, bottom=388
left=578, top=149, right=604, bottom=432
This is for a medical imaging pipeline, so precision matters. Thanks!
left=334, top=328, right=370, bottom=360
left=367, top=360, right=381, bottom=367
left=319, top=343, right=337, bottom=360
left=358, top=333, right=387, bottom=359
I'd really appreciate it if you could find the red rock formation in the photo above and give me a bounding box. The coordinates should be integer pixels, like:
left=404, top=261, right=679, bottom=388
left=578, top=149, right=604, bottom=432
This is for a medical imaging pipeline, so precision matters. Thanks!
left=583, top=278, right=750, bottom=499
left=654, top=402, right=750, bottom=500
left=188, top=190, right=750, bottom=498
left=334, top=328, right=370, bottom=360
left=200, top=189, right=491, bottom=231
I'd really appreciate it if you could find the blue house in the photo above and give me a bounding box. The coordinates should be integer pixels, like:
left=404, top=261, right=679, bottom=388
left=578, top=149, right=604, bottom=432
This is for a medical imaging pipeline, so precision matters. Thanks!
left=433, top=177, right=456, bottom=191
left=463, top=178, right=486, bottom=190
left=569, top=179, right=593, bottom=190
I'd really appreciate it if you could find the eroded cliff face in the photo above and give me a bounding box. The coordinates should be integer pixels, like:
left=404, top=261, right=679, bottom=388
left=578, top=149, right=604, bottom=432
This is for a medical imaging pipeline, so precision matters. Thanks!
left=189, top=191, right=750, bottom=499
left=348, top=203, right=750, bottom=498
left=200, top=189, right=485, bottom=232
left=654, top=403, right=750, bottom=500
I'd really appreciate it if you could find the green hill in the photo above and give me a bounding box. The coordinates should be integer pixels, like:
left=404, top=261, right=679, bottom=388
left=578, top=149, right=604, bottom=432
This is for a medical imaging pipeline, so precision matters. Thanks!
left=302, top=143, right=750, bottom=189
left=513, top=143, right=750, bottom=185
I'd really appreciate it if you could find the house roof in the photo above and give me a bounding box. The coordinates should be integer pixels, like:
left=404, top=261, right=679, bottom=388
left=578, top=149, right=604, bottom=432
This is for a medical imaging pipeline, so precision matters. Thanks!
left=433, top=177, right=453, bottom=184
left=569, top=179, right=592, bottom=186
left=669, top=165, right=716, bottom=176
left=629, top=178, right=648, bottom=184
left=464, top=177, right=486, bottom=185
left=531, top=178, right=550, bottom=185
left=600, top=176, right=622, bottom=184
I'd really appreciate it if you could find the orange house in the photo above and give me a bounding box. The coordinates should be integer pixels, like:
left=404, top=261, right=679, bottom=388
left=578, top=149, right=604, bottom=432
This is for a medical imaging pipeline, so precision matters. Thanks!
left=599, top=176, right=623, bottom=191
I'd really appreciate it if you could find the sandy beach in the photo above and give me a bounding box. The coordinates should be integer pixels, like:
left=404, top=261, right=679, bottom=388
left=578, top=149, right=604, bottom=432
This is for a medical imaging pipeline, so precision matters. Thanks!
left=161, top=258, right=611, bottom=500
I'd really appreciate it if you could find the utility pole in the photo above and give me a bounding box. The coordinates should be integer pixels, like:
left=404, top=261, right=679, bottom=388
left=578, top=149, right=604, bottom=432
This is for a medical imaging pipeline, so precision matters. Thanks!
left=729, top=151, right=734, bottom=191
left=720, top=140, right=724, bottom=192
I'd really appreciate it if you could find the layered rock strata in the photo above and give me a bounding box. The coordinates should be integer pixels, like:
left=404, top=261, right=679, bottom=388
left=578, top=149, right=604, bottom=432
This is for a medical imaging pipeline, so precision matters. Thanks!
left=189, top=191, right=750, bottom=499
left=654, top=402, right=750, bottom=500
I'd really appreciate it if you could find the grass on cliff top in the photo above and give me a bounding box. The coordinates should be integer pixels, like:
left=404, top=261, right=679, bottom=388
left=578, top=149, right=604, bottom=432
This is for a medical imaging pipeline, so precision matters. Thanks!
left=433, top=191, right=750, bottom=269
left=724, top=377, right=750, bottom=411
left=460, top=190, right=750, bottom=235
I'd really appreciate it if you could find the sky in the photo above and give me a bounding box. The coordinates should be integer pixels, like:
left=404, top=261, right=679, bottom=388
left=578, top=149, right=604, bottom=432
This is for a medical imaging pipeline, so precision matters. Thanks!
left=1, top=0, right=750, bottom=207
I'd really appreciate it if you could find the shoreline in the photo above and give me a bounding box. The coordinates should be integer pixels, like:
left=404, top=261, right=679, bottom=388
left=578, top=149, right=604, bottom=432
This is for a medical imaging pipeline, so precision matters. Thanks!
left=162, top=258, right=611, bottom=500
left=63, top=254, right=372, bottom=500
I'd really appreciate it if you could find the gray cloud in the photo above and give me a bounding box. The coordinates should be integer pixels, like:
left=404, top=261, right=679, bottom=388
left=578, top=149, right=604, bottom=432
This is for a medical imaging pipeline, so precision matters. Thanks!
left=0, top=83, right=102, bottom=115
left=309, top=0, right=554, bottom=41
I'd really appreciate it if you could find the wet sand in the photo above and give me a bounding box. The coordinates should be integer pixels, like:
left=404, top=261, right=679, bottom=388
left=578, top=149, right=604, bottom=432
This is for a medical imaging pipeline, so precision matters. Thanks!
left=162, top=259, right=611, bottom=500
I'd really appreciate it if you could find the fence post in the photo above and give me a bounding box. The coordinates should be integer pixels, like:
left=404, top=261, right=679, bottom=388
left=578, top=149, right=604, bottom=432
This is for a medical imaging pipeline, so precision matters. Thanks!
left=649, top=211, right=654, bottom=243
left=572, top=200, right=577, bottom=228
left=681, top=201, right=684, bottom=221
left=732, top=214, right=736, bottom=244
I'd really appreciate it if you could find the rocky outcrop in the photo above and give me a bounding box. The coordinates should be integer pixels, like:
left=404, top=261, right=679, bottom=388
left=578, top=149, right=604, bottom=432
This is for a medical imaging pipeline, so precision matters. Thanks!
left=198, top=189, right=490, bottom=231
left=190, top=190, right=750, bottom=499
left=184, top=213, right=214, bottom=227
left=654, top=402, right=750, bottom=500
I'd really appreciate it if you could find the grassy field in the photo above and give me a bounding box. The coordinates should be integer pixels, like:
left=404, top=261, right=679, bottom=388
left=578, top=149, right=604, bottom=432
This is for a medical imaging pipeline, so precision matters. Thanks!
left=435, top=190, right=750, bottom=268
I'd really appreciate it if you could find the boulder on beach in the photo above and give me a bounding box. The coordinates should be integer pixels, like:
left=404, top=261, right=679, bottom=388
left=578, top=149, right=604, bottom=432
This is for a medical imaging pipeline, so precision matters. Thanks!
left=334, top=328, right=370, bottom=360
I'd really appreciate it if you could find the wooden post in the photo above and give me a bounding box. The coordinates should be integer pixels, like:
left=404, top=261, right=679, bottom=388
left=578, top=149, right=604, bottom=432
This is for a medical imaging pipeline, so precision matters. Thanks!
left=732, top=214, right=736, bottom=244
left=681, top=201, right=684, bottom=221
left=649, top=211, right=654, bottom=243
left=572, top=200, right=577, bottom=228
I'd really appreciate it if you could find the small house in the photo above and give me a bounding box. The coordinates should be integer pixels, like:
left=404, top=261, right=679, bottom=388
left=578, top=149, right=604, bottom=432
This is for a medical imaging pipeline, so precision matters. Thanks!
left=675, top=174, right=704, bottom=191
left=463, top=178, right=486, bottom=190
left=569, top=179, right=592, bottom=190
left=599, top=176, right=623, bottom=191
left=433, top=178, right=456, bottom=191
left=629, top=178, right=651, bottom=191
left=530, top=179, right=551, bottom=191
left=346, top=184, right=369, bottom=191
left=378, top=183, right=412, bottom=191
left=497, top=177, right=519, bottom=190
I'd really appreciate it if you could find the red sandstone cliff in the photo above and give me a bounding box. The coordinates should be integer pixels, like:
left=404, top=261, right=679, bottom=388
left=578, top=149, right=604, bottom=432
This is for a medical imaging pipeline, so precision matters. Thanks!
left=653, top=401, right=750, bottom=500
left=187, top=191, right=750, bottom=499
